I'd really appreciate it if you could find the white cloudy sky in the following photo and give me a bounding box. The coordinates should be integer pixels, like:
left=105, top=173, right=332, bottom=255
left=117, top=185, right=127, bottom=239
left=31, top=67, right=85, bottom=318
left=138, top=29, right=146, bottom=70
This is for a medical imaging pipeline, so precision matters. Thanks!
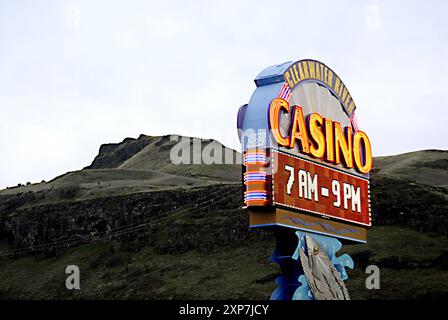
left=0, top=0, right=447, bottom=189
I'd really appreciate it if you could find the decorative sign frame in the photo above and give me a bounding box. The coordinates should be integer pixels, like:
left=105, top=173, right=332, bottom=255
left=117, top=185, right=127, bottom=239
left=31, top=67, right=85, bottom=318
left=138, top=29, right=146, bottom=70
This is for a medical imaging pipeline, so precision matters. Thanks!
left=238, top=59, right=372, bottom=243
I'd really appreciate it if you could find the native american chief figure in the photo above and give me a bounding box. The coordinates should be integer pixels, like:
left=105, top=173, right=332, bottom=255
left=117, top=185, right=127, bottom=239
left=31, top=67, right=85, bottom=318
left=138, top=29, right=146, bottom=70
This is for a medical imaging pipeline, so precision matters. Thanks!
left=299, top=235, right=350, bottom=300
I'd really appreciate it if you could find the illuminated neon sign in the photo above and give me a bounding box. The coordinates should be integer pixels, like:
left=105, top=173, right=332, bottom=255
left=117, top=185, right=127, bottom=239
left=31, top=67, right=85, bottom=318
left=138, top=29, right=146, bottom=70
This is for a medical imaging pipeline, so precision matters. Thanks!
left=268, top=99, right=373, bottom=173
left=238, top=59, right=372, bottom=243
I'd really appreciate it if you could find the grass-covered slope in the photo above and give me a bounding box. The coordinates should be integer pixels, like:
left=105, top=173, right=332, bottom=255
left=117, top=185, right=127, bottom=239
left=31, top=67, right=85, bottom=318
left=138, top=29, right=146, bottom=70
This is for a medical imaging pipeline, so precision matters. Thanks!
left=0, top=134, right=447, bottom=300
left=1, top=225, right=447, bottom=300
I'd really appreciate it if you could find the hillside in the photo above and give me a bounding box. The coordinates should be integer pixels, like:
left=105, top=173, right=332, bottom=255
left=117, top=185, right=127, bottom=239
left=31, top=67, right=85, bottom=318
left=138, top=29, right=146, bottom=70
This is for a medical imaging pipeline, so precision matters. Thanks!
left=0, top=135, right=241, bottom=205
left=374, top=149, right=448, bottom=190
left=370, top=149, right=448, bottom=235
left=0, top=135, right=447, bottom=299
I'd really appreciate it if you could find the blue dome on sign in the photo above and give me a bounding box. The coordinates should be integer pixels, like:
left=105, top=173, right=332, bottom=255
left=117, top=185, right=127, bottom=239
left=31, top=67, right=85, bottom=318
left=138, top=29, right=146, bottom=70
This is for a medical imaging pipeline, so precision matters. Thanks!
left=254, top=61, right=293, bottom=87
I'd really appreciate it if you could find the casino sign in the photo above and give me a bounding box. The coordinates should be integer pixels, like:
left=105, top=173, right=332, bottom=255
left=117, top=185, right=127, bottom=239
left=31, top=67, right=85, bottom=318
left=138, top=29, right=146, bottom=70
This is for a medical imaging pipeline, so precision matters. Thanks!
left=237, top=59, right=372, bottom=243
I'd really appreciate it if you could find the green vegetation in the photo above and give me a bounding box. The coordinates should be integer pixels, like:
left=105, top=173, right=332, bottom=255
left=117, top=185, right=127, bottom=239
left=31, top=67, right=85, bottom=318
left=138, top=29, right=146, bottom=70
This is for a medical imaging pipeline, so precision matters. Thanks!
left=0, top=135, right=447, bottom=299
left=1, top=225, right=446, bottom=299
left=343, top=226, right=448, bottom=299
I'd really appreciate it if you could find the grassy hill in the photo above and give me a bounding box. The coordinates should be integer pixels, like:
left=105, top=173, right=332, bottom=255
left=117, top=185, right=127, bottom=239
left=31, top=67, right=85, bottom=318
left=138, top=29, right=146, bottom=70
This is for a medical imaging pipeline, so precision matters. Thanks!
left=0, top=135, right=447, bottom=300
left=0, top=135, right=240, bottom=205
left=374, top=149, right=448, bottom=190
left=88, top=134, right=241, bottom=182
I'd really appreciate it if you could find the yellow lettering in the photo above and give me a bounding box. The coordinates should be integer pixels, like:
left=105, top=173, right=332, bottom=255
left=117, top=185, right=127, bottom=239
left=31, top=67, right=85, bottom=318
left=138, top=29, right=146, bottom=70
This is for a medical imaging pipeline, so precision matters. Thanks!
left=308, top=113, right=325, bottom=159
left=308, top=61, right=316, bottom=78
left=289, top=106, right=310, bottom=154
left=269, top=98, right=291, bottom=147
left=353, top=131, right=373, bottom=173
left=334, top=123, right=353, bottom=168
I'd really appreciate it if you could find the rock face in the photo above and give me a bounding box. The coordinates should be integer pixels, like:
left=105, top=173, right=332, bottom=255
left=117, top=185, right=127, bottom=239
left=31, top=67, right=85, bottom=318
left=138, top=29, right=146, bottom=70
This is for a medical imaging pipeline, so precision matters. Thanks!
left=0, top=184, right=256, bottom=256
left=87, top=135, right=156, bottom=169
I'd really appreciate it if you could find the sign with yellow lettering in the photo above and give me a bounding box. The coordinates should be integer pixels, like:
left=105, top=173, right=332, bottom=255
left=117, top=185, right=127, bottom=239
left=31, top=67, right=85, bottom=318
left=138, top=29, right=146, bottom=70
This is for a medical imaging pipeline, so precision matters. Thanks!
left=237, top=59, right=372, bottom=243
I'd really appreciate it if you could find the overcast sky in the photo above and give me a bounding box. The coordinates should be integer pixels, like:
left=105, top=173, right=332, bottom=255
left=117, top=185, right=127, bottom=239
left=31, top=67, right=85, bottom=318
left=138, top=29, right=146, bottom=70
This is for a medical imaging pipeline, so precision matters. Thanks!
left=0, top=0, right=447, bottom=189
